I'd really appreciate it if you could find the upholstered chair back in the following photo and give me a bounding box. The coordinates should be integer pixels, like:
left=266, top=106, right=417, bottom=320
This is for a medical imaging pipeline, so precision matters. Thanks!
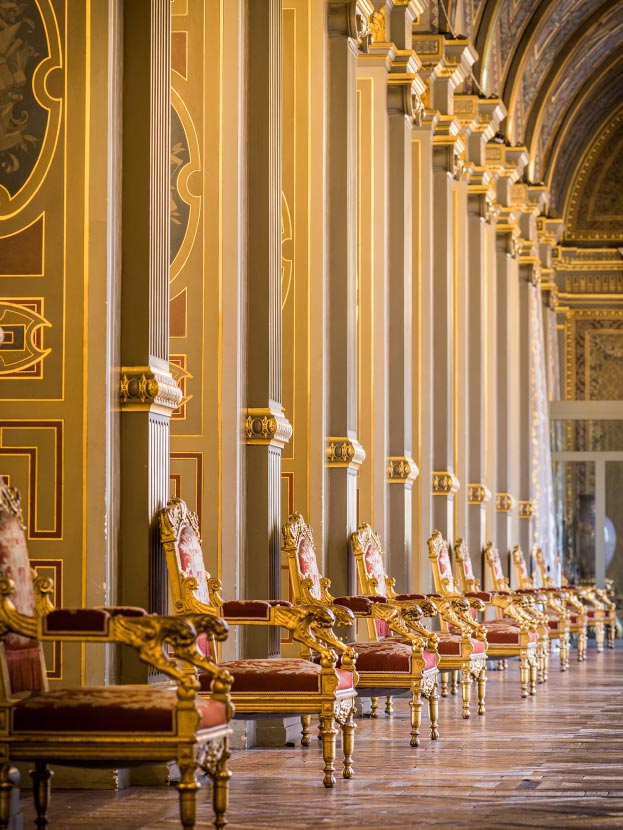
left=283, top=513, right=324, bottom=603
left=427, top=530, right=460, bottom=595
left=158, top=497, right=216, bottom=657
left=532, top=547, right=552, bottom=588
left=511, top=545, right=535, bottom=590
left=351, top=523, right=391, bottom=638
left=453, top=537, right=477, bottom=592
left=483, top=542, right=511, bottom=592
left=0, top=481, right=46, bottom=694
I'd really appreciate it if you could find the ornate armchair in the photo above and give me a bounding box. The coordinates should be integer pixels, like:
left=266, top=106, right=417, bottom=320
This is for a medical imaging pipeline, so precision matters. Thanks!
left=283, top=512, right=440, bottom=748
left=428, top=531, right=538, bottom=698
left=351, top=522, right=487, bottom=720
left=0, top=482, right=233, bottom=830
left=533, top=546, right=614, bottom=652
left=159, top=498, right=358, bottom=788
left=456, top=537, right=555, bottom=680
left=485, top=542, right=571, bottom=670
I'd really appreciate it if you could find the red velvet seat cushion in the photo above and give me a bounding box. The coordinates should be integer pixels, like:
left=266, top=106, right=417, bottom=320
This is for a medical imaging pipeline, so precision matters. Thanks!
left=436, top=634, right=486, bottom=656
left=201, top=659, right=354, bottom=694
left=483, top=624, right=537, bottom=645
left=344, top=640, right=437, bottom=673
left=12, top=687, right=226, bottom=734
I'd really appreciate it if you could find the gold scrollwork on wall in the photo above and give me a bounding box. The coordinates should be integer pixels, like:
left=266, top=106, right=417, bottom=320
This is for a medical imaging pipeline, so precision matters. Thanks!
left=170, top=90, right=201, bottom=284
left=0, top=0, right=63, bottom=217
left=0, top=300, right=51, bottom=376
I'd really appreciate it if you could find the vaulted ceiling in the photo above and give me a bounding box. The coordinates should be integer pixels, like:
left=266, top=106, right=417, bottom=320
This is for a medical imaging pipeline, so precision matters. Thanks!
left=450, top=0, right=623, bottom=245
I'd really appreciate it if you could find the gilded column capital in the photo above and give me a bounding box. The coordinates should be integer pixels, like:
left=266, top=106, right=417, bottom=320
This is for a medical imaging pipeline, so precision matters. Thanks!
left=518, top=500, right=534, bottom=520
left=432, top=471, right=460, bottom=496
left=496, top=208, right=520, bottom=257
left=245, top=407, right=293, bottom=449
left=326, top=437, right=366, bottom=469
left=541, top=281, right=559, bottom=310
left=328, top=0, right=373, bottom=42
left=119, top=366, right=183, bottom=416
left=387, top=456, right=419, bottom=484
left=467, top=483, right=492, bottom=505
left=496, top=492, right=517, bottom=512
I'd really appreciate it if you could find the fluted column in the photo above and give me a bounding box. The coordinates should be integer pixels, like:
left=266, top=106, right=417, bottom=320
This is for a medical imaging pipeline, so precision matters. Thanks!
left=119, top=0, right=179, bottom=683
left=244, top=0, right=290, bottom=657
left=325, top=2, right=366, bottom=597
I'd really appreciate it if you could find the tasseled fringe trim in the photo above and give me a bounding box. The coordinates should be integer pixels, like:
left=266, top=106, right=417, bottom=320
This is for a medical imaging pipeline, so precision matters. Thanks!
left=6, top=646, right=44, bottom=693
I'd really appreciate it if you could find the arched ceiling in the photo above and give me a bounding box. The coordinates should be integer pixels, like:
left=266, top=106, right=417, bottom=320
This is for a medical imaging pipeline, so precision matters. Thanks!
left=455, top=0, right=623, bottom=244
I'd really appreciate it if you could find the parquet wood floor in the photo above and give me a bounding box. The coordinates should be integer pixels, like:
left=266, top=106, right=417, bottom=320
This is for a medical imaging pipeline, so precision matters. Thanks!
left=19, top=646, right=623, bottom=829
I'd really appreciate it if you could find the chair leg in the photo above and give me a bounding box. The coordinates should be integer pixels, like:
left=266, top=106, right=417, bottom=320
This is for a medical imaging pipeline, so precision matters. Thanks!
left=440, top=673, right=448, bottom=697
left=341, top=706, right=356, bottom=779
left=542, top=638, right=549, bottom=681
left=477, top=665, right=486, bottom=715
left=529, top=656, right=537, bottom=696
left=450, top=670, right=459, bottom=695
left=409, top=690, right=422, bottom=747
left=385, top=695, right=394, bottom=716
left=210, top=740, right=231, bottom=830
left=370, top=696, right=379, bottom=718
left=177, top=762, right=199, bottom=830
left=596, top=620, right=605, bottom=653
left=520, top=653, right=530, bottom=698
left=0, top=764, right=14, bottom=830
left=608, top=619, right=616, bottom=649
left=428, top=683, right=440, bottom=741
left=30, top=761, right=53, bottom=830
left=301, top=714, right=311, bottom=747
left=319, top=716, right=337, bottom=788
left=460, top=665, right=471, bottom=720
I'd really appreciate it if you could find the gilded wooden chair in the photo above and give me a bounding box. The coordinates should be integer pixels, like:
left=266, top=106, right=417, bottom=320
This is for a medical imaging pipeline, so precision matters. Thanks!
left=0, top=482, right=233, bottom=830
left=159, top=497, right=358, bottom=788
left=428, top=531, right=539, bottom=698
left=282, top=512, right=440, bottom=748
left=455, top=537, right=552, bottom=681
left=351, top=523, right=487, bottom=719
left=533, top=546, right=614, bottom=652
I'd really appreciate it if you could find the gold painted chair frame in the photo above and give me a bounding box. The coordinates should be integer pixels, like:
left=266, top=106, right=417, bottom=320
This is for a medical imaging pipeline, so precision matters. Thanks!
left=159, top=497, right=358, bottom=788
left=533, top=546, right=614, bottom=652
left=283, top=512, right=440, bottom=748
left=455, top=537, right=553, bottom=681
left=0, top=482, right=233, bottom=830
left=429, top=531, right=539, bottom=698
left=351, top=522, right=487, bottom=720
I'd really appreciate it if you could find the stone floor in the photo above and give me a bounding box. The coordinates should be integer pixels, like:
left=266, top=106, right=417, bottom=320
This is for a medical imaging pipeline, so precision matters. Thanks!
left=19, top=644, right=623, bottom=829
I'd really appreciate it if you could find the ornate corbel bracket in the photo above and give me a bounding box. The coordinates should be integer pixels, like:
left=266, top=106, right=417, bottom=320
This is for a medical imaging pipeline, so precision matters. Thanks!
left=467, top=483, right=492, bottom=505
left=245, top=407, right=293, bottom=449
left=496, top=492, right=517, bottom=513
left=119, top=366, right=183, bottom=416
left=432, top=471, right=460, bottom=496
left=326, top=437, right=366, bottom=469
left=518, top=500, right=534, bottom=520
left=387, top=456, right=419, bottom=484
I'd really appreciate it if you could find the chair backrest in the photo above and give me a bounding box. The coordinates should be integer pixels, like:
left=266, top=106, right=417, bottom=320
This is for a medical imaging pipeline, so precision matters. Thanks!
left=0, top=480, right=47, bottom=694
left=282, top=512, right=325, bottom=604
left=159, top=497, right=220, bottom=656
left=351, top=523, right=391, bottom=639
left=427, top=530, right=461, bottom=595
left=511, top=545, right=534, bottom=589
left=532, top=546, right=554, bottom=588
left=484, top=542, right=511, bottom=592
left=453, top=537, right=479, bottom=593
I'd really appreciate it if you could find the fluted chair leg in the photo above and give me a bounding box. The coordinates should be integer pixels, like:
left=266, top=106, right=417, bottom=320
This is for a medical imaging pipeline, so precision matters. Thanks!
left=341, top=707, right=355, bottom=779
left=31, top=761, right=53, bottom=830
left=0, top=765, right=14, bottom=830
left=409, top=690, right=422, bottom=747
left=301, top=714, right=311, bottom=746
left=320, top=716, right=337, bottom=788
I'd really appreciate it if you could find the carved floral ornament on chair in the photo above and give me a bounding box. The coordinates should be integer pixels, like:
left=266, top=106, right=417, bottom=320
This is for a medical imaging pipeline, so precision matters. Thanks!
left=0, top=479, right=234, bottom=830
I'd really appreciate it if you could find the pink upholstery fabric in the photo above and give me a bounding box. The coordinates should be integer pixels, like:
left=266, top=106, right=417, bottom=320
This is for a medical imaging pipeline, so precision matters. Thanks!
left=437, top=544, right=454, bottom=583
left=483, top=624, right=537, bottom=645
left=436, top=634, right=486, bottom=656
left=297, top=537, right=322, bottom=600
left=515, top=551, right=530, bottom=582
left=202, top=659, right=354, bottom=693
left=361, top=541, right=392, bottom=637
left=488, top=549, right=506, bottom=585
left=333, top=595, right=377, bottom=614
left=12, top=687, right=227, bottom=734
left=177, top=525, right=211, bottom=606
left=458, top=550, right=475, bottom=583
left=0, top=505, right=44, bottom=693
left=344, top=640, right=437, bottom=674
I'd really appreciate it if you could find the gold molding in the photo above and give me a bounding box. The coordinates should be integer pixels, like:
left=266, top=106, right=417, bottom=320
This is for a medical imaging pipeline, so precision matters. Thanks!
left=518, top=500, right=534, bottom=520
left=467, top=482, right=492, bottom=505
left=387, top=456, right=419, bottom=484
left=432, top=471, right=460, bottom=496
left=245, top=407, right=292, bottom=449
left=326, top=437, right=366, bottom=469
left=496, top=492, right=516, bottom=513
left=119, top=367, right=183, bottom=416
